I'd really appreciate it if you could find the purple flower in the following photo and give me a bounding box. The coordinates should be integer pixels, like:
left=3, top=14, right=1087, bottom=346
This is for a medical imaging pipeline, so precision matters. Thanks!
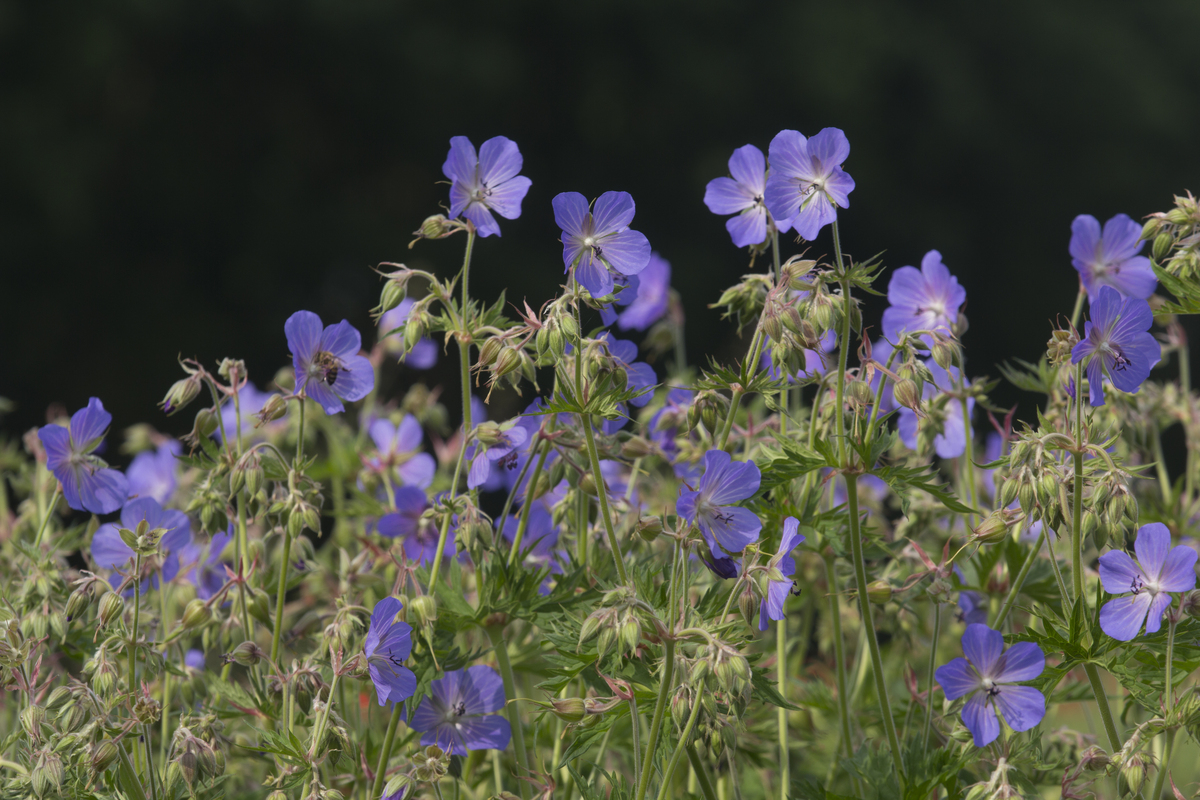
left=409, top=665, right=512, bottom=755
left=368, top=416, right=436, bottom=489
left=286, top=311, right=375, bottom=415
left=1070, top=214, right=1156, bottom=302
left=442, top=136, right=532, bottom=238
left=677, top=450, right=762, bottom=560
left=377, top=487, right=457, bottom=566
left=38, top=398, right=129, bottom=514
left=704, top=145, right=789, bottom=247
left=649, top=388, right=694, bottom=477
left=897, top=362, right=975, bottom=459
left=218, top=383, right=286, bottom=443
left=552, top=191, right=651, bottom=298
left=466, top=424, right=528, bottom=490
left=179, top=528, right=233, bottom=600
left=763, top=128, right=855, bottom=241
left=953, top=566, right=988, bottom=626
left=599, top=333, right=656, bottom=407
left=91, top=497, right=193, bottom=588
left=881, top=251, right=965, bottom=343
left=500, top=504, right=564, bottom=596
left=700, top=552, right=741, bottom=580
left=935, top=624, right=1046, bottom=747
left=126, top=440, right=181, bottom=505
left=364, top=597, right=417, bottom=707
left=379, top=300, right=438, bottom=368
left=758, top=517, right=805, bottom=630
left=1070, top=285, right=1160, bottom=407
left=1098, top=523, right=1196, bottom=641
left=617, top=252, right=672, bottom=331
left=185, top=650, right=206, bottom=671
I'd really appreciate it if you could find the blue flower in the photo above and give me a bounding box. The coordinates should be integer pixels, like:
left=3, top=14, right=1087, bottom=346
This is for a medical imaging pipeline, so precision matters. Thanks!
left=1070, top=285, right=1160, bottom=407
left=217, top=383, right=286, bottom=444
left=763, top=128, right=855, bottom=241
left=91, top=497, right=193, bottom=591
left=897, top=362, right=975, bottom=459
left=1070, top=213, right=1156, bottom=302
left=881, top=250, right=965, bottom=344
left=935, top=624, right=1046, bottom=747
left=1098, top=523, right=1196, bottom=641
left=616, top=252, right=672, bottom=331
left=179, top=528, right=232, bottom=601
left=367, top=415, right=436, bottom=489
left=409, top=665, right=512, bottom=755
left=363, top=597, right=417, bottom=707
left=466, top=423, right=528, bottom=490
left=377, top=487, right=456, bottom=567
left=285, top=311, right=374, bottom=415
left=677, top=450, right=762, bottom=561
left=38, top=398, right=129, bottom=514
left=758, top=517, right=805, bottom=630
left=553, top=191, right=651, bottom=298
left=704, top=145, right=794, bottom=247
left=442, top=136, right=532, bottom=238
left=126, top=440, right=181, bottom=505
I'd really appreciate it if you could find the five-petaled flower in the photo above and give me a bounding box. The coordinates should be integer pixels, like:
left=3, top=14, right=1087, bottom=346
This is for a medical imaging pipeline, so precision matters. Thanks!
left=38, top=397, right=129, bottom=515
left=442, top=136, right=532, bottom=238
left=1098, top=522, right=1196, bottom=641
left=286, top=310, right=375, bottom=415
left=377, top=486, right=457, bottom=566
left=1070, top=213, right=1156, bottom=302
left=881, top=250, right=966, bottom=343
left=758, top=517, right=806, bottom=630
left=409, top=665, right=512, bottom=755
left=364, top=597, right=417, bottom=707
left=466, top=422, right=529, bottom=490
left=705, top=144, right=794, bottom=247
left=126, top=439, right=181, bottom=505
left=1070, top=285, right=1160, bottom=407
left=677, top=450, right=762, bottom=562
left=91, top=496, right=193, bottom=590
left=935, top=624, right=1046, bottom=747
left=368, top=415, right=436, bottom=489
left=764, top=128, right=855, bottom=241
left=552, top=190, right=651, bottom=298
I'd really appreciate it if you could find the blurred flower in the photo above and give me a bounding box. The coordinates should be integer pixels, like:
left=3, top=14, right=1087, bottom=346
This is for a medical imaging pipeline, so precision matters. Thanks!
left=91, top=497, right=193, bottom=589
left=286, top=310, right=374, bottom=415
left=897, top=362, right=975, bottom=459
left=379, top=300, right=438, bottom=368
left=180, top=528, right=232, bottom=601
left=126, top=439, right=181, bottom=505
left=466, top=424, right=528, bottom=490
left=377, top=487, right=456, bottom=566
left=553, top=190, right=651, bottom=298
left=1098, top=522, right=1196, bottom=641
left=677, top=450, right=762, bottom=560
left=1071, top=285, right=1159, bottom=407
left=764, top=128, right=854, bottom=241
left=617, top=252, right=672, bottom=331
left=38, top=397, right=128, bottom=514
left=935, top=624, right=1045, bottom=746
left=1070, top=213, right=1156, bottom=301
left=881, top=250, right=965, bottom=343
left=368, top=415, right=436, bottom=488
left=217, top=383, right=286, bottom=443
left=185, top=650, right=206, bottom=671
left=364, top=597, right=417, bottom=707
left=442, top=135, right=532, bottom=238
left=409, top=665, right=512, bottom=755
left=953, top=566, right=988, bottom=626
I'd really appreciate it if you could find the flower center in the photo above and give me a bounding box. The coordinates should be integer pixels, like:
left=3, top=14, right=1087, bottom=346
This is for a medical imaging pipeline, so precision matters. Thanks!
left=583, top=236, right=595, bottom=248
left=1130, top=574, right=1158, bottom=596
left=452, top=701, right=467, bottom=717
left=918, top=300, right=947, bottom=319
left=310, top=350, right=343, bottom=386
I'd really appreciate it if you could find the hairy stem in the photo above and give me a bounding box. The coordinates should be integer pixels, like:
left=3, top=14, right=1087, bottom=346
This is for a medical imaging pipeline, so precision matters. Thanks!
left=922, top=602, right=942, bottom=750
left=994, top=528, right=1047, bottom=629
left=776, top=615, right=789, bottom=800
left=486, top=626, right=531, bottom=800
left=1150, top=616, right=1179, bottom=800
left=634, top=638, right=675, bottom=800
left=822, top=553, right=854, bottom=769
left=685, top=744, right=719, bottom=800
left=371, top=703, right=403, bottom=800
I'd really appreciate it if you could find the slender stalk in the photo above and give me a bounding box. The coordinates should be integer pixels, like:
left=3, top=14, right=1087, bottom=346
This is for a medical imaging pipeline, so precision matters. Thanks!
left=270, top=523, right=296, bottom=667
left=629, top=694, right=642, bottom=789
left=144, top=725, right=159, bottom=800
left=159, top=588, right=172, bottom=769
left=685, top=744, right=719, bottom=800
left=31, top=486, right=60, bottom=548
left=1150, top=420, right=1173, bottom=507
left=506, top=438, right=552, bottom=566
left=653, top=687, right=704, bottom=800
left=129, top=553, right=142, bottom=688
left=822, top=553, right=854, bottom=767
left=235, top=492, right=253, bottom=641
left=845, top=478, right=904, bottom=783
left=776, top=615, right=789, bottom=800
left=1150, top=615, right=1179, bottom=800
left=486, top=626, right=531, bottom=800
left=1082, top=663, right=1121, bottom=752
left=427, top=339, right=474, bottom=591
left=371, top=703, right=403, bottom=800
left=310, top=670, right=342, bottom=762
left=960, top=393, right=978, bottom=524
left=1069, top=284, right=1086, bottom=330
left=716, top=330, right=765, bottom=452
left=581, top=419, right=628, bottom=585
left=994, top=528, right=1047, bottom=629
left=831, top=220, right=851, bottom=468
left=1182, top=339, right=1194, bottom=506
left=922, top=603, right=941, bottom=750
left=1071, top=361, right=1085, bottom=603
left=633, top=638, right=675, bottom=800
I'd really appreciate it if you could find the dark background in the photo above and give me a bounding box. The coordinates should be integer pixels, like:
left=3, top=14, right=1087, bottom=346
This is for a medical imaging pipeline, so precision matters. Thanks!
left=3, top=0, right=1199, bottom=446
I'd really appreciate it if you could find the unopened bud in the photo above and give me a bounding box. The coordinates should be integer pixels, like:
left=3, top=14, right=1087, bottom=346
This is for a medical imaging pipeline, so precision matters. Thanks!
left=866, top=580, right=892, bottom=605
left=1120, top=754, right=1147, bottom=794
left=44, top=687, right=72, bottom=713
left=1153, top=231, right=1173, bottom=262
left=670, top=687, right=692, bottom=728
left=21, top=705, right=46, bottom=739
left=846, top=379, right=872, bottom=405
left=225, top=641, right=265, bottom=667
left=635, top=516, right=663, bottom=542
left=738, top=589, right=758, bottom=629
left=256, top=394, right=288, bottom=427
left=415, top=214, right=452, bottom=241
left=98, top=592, right=124, bottom=628
left=971, top=511, right=1011, bottom=544
left=409, top=595, right=437, bottom=627
left=191, top=407, right=219, bottom=440
left=549, top=697, right=587, bottom=723
left=90, top=739, right=120, bottom=775
left=181, top=598, right=211, bottom=630
left=893, top=379, right=921, bottom=412
left=160, top=374, right=203, bottom=416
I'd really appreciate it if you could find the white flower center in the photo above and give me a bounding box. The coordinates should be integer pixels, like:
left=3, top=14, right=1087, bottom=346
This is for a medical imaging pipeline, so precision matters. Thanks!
left=583, top=236, right=595, bottom=248
left=980, top=677, right=995, bottom=692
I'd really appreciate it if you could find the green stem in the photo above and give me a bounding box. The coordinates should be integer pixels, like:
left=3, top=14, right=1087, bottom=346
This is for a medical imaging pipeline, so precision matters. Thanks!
left=1182, top=340, right=1194, bottom=506
left=633, top=638, right=675, bottom=800
left=629, top=694, right=642, bottom=789
left=1069, top=284, right=1086, bottom=330
left=822, top=553, right=854, bottom=767
left=235, top=492, right=253, bottom=642
left=294, top=397, right=306, bottom=470
left=507, top=438, right=552, bottom=566
left=371, top=703, right=403, bottom=800
left=582, top=419, right=628, bottom=585
left=270, top=524, right=295, bottom=666
left=845, top=478, right=904, bottom=784
left=685, top=744, right=719, bottom=800
left=994, top=528, right=1047, bottom=629
left=1150, top=616, right=1179, bottom=800
left=486, top=626, right=531, bottom=800
left=310, top=670, right=341, bottom=763
left=1082, top=663, right=1122, bottom=752
left=716, top=331, right=766, bottom=452
left=129, top=553, right=141, bottom=690
left=776, top=614, right=789, bottom=800
left=144, top=725, right=159, bottom=800
left=1150, top=420, right=1173, bottom=507
left=1072, top=362, right=1085, bottom=604
left=922, top=603, right=941, bottom=750
left=159, top=590, right=172, bottom=769
left=427, top=339, right=474, bottom=590
left=831, top=220, right=851, bottom=468
left=654, top=688, right=704, bottom=800
left=960, top=392, right=978, bottom=524
left=31, top=486, right=60, bottom=548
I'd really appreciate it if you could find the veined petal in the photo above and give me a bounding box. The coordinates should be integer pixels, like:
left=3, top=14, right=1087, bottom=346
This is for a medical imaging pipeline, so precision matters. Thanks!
left=961, top=692, right=1000, bottom=747
left=1144, top=591, right=1174, bottom=635
left=1108, top=257, right=1157, bottom=300
left=1098, top=549, right=1144, bottom=594
left=442, top=136, right=478, bottom=185
left=306, top=379, right=345, bottom=416
left=779, top=516, right=805, bottom=555
left=704, top=176, right=756, bottom=215
left=764, top=579, right=791, bottom=621
left=1086, top=358, right=1106, bottom=407
left=1157, top=545, right=1198, bottom=592
left=409, top=696, right=443, bottom=733
left=398, top=454, right=436, bottom=488
left=592, top=191, right=636, bottom=235
left=1134, top=522, right=1171, bottom=580
left=448, top=180, right=472, bottom=220
left=700, top=450, right=761, bottom=505
left=91, top=524, right=135, bottom=571
left=676, top=489, right=699, bottom=524
left=1099, top=593, right=1152, bottom=641
left=485, top=175, right=531, bottom=221
left=38, top=425, right=71, bottom=470
left=993, top=685, right=1045, bottom=733
left=822, top=166, right=855, bottom=208
left=552, top=192, right=590, bottom=239
left=331, top=354, right=374, bottom=404
left=463, top=203, right=501, bottom=237
left=1100, top=213, right=1144, bottom=262
left=366, top=597, right=404, bottom=655
left=806, top=128, right=850, bottom=171
left=727, top=144, right=766, bottom=195
left=962, top=624, right=1004, bottom=676
left=934, top=657, right=979, bottom=701
left=459, top=714, right=511, bottom=752
left=763, top=173, right=803, bottom=224
left=460, top=665, right=506, bottom=714
left=79, top=468, right=129, bottom=515
left=791, top=195, right=837, bottom=241
left=766, top=130, right=812, bottom=182
left=370, top=660, right=416, bottom=707
left=1069, top=215, right=1102, bottom=264
left=598, top=229, right=651, bottom=278
left=700, top=506, right=761, bottom=554
left=70, top=398, right=113, bottom=452
left=725, top=206, right=769, bottom=248
left=575, top=252, right=614, bottom=297
left=285, top=311, right=323, bottom=363
left=993, top=642, right=1045, bottom=683
left=478, top=136, right=522, bottom=185
left=320, top=320, right=363, bottom=360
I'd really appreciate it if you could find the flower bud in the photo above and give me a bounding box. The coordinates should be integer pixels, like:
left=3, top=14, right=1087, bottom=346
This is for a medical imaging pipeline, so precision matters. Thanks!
left=620, top=617, right=641, bottom=656
left=549, top=697, right=587, bottom=723
left=44, top=686, right=72, bottom=713
left=971, top=511, right=1011, bottom=544
left=926, top=576, right=952, bottom=603
left=670, top=687, right=692, bottom=728
left=160, top=374, right=203, bottom=416
left=65, top=584, right=93, bottom=621
left=415, top=214, right=452, bottom=241
left=866, top=580, right=892, bottom=605
left=738, top=589, right=758, bottom=629
left=256, top=394, right=288, bottom=427
left=225, top=641, right=265, bottom=668
left=409, top=595, right=437, bottom=627
left=90, top=739, right=120, bottom=775
left=931, top=335, right=956, bottom=370
left=635, top=516, right=663, bottom=542
left=1153, top=231, right=1174, bottom=261
left=191, top=407, right=219, bottom=441
left=21, top=704, right=46, bottom=740
left=1120, top=754, right=1147, bottom=794
left=98, top=592, right=124, bottom=628
left=846, top=379, right=872, bottom=406
left=893, top=379, right=922, bottom=412
left=181, top=598, right=212, bottom=630
left=383, top=776, right=411, bottom=800
left=31, top=749, right=63, bottom=798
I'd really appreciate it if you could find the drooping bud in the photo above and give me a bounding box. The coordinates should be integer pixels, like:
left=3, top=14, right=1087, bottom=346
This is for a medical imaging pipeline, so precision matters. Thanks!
left=31, top=749, right=64, bottom=798
left=224, top=641, right=265, bottom=668
left=1153, top=231, right=1173, bottom=262
left=255, top=394, right=288, bottom=427
left=97, top=592, right=124, bottom=628
left=414, top=214, right=452, bottom=242
left=1120, top=754, right=1147, bottom=794
left=160, top=373, right=204, bottom=416
left=971, top=510, right=1012, bottom=544
left=893, top=379, right=922, bottom=412
left=670, top=687, right=692, bottom=728
left=866, top=580, right=892, bottom=605
left=635, top=516, right=663, bottom=542
left=21, top=705, right=46, bottom=740
left=409, top=595, right=437, bottom=628
left=549, top=697, right=587, bottom=723
left=181, top=599, right=212, bottom=630
left=90, top=739, right=120, bottom=775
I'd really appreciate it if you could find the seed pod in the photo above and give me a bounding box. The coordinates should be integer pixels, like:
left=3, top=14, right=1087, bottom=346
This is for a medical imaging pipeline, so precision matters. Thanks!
left=21, top=705, right=46, bottom=740
left=549, top=697, right=587, bottom=723
left=226, top=641, right=264, bottom=667
left=1153, top=231, right=1174, bottom=261
left=893, top=379, right=921, bottom=412
left=971, top=511, right=1010, bottom=544
left=160, top=374, right=203, bottom=416
left=1120, top=754, right=1146, bottom=794
left=635, top=516, right=663, bottom=542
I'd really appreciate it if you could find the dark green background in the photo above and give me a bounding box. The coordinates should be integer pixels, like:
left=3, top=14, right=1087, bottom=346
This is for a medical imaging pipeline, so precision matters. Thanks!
left=3, top=0, right=1199, bottom=445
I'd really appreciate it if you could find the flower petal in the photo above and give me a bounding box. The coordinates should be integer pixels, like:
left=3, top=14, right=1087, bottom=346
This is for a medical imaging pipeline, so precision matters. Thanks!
left=699, top=506, right=761, bottom=554
left=1134, top=522, right=1172, bottom=580
left=330, top=354, right=374, bottom=403
left=70, top=398, right=113, bottom=452
left=574, top=252, right=614, bottom=297
left=79, top=468, right=129, bottom=515
left=1069, top=215, right=1102, bottom=264
left=806, top=128, right=850, bottom=172
left=478, top=136, right=522, bottom=186
left=38, top=425, right=71, bottom=471
left=961, top=692, right=1000, bottom=747
left=484, top=175, right=531, bottom=221
left=704, top=176, right=755, bottom=216
left=320, top=320, right=363, bottom=361
left=934, top=657, right=979, bottom=701
left=552, top=192, right=590, bottom=239
left=598, top=229, right=651, bottom=278
left=1144, top=591, right=1174, bottom=635
left=460, top=665, right=506, bottom=714
left=993, top=642, right=1045, bottom=683
left=725, top=206, right=768, bottom=248
left=727, top=144, right=766, bottom=195
left=285, top=311, right=323, bottom=364
left=1098, top=549, right=1144, bottom=594
left=591, top=191, right=636, bottom=235
left=1157, top=545, right=1198, bottom=592
left=442, top=136, right=477, bottom=185
left=962, top=624, right=1004, bottom=676
left=1099, top=593, right=1152, bottom=641
left=458, top=714, right=511, bottom=752
left=993, top=685, right=1045, bottom=733
left=91, top=524, right=135, bottom=571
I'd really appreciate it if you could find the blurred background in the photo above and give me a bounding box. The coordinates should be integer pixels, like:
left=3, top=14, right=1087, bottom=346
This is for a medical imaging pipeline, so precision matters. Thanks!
left=2, top=0, right=1199, bottom=449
